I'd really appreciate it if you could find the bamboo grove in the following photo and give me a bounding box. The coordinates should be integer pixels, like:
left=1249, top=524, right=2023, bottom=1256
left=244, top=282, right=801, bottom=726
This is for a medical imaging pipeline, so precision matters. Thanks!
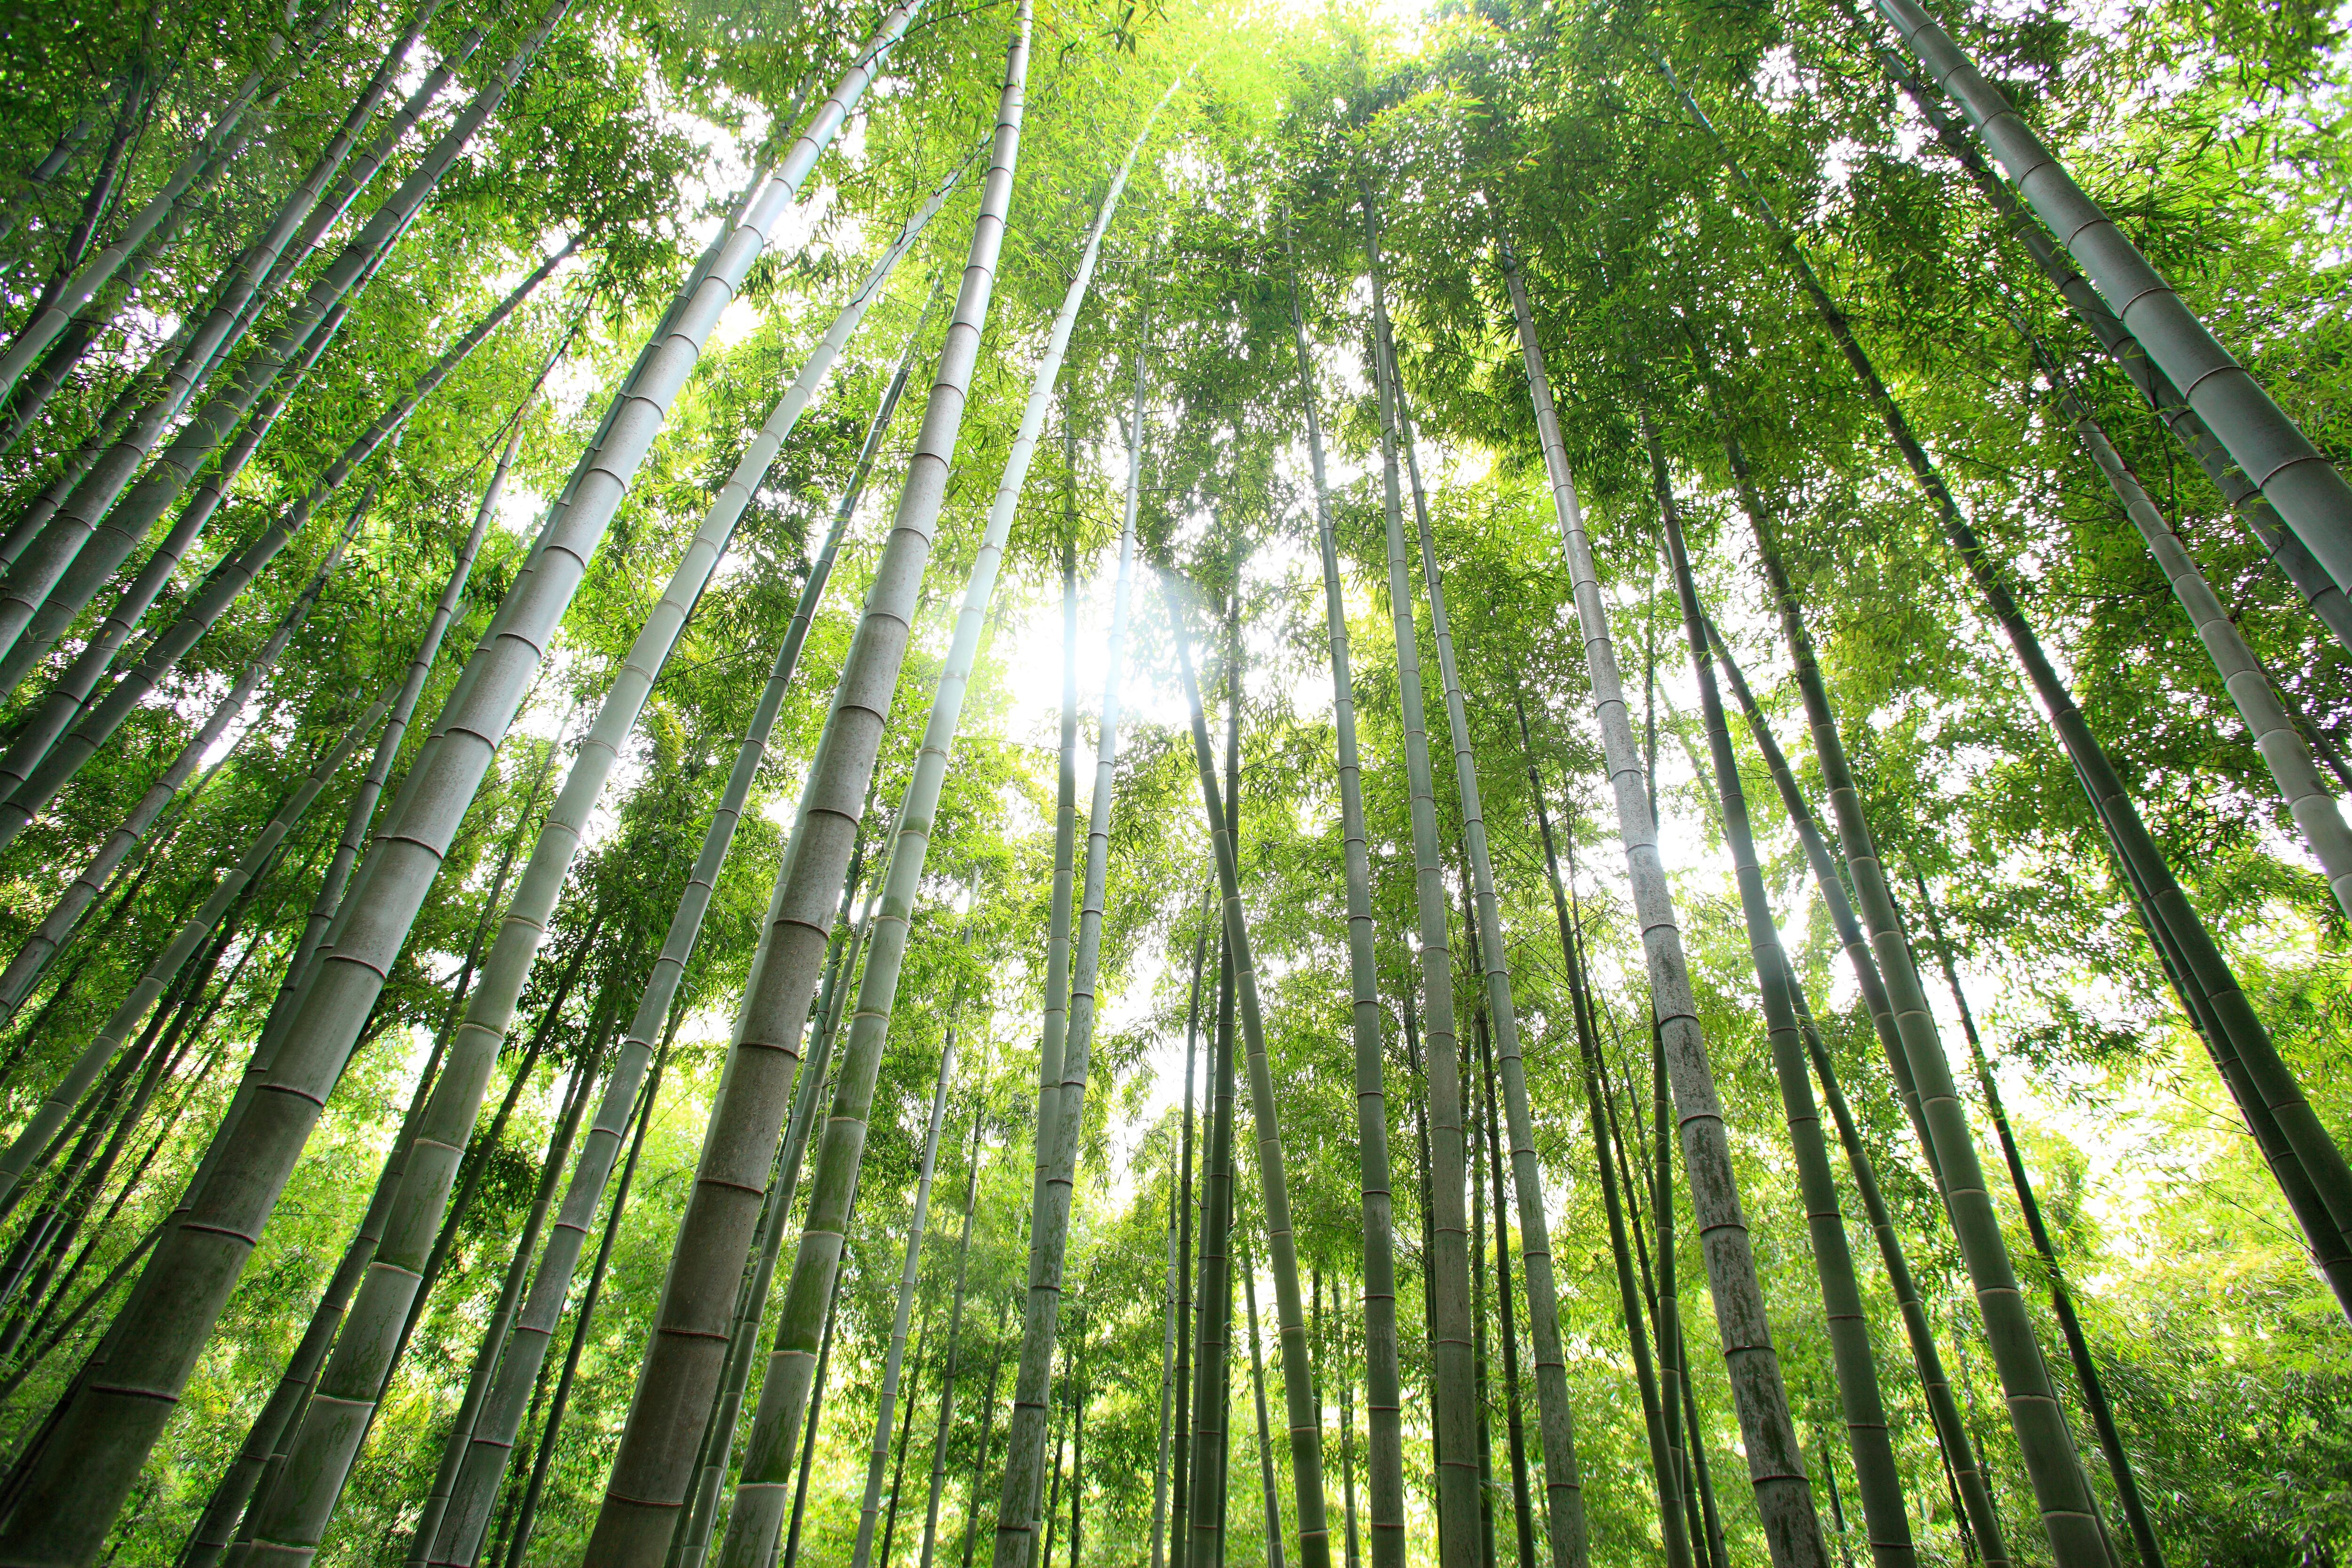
left=0, top=0, right=2343, bottom=1559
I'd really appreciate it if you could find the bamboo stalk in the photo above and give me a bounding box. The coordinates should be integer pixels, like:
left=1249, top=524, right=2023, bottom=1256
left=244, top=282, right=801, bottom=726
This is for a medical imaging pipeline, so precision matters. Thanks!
left=1501, top=246, right=1829, bottom=1568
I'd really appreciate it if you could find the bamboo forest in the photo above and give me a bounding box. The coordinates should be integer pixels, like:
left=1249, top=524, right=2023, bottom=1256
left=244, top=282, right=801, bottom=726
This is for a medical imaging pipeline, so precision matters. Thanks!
left=1, top=0, right=2350, bottom=1559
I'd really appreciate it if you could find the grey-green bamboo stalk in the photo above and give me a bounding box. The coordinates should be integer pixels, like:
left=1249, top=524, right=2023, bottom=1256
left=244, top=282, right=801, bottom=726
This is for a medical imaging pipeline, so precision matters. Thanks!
left=1502, top=249, right=1830, bottom=1568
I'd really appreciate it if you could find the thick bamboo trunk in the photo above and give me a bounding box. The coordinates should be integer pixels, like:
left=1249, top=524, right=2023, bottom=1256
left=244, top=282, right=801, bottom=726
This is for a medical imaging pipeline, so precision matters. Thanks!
left=655, top=306, right=938, bottom=1568
left=1289, top=246, right=1406, bottom=1568
left=670, top=819, right=881, bottom=1568
left=1866, top=0, right=2352, bottom=598
left=1652, top=429, right=1917, bottom=1568
left=0, top=245, right=567, bottom=833
left=0, top=692, right=384, bottom=1213
left=0, top=508, right=358, bottom=1028
left=243, top=402, right=523, bottom=1076
left=600, top=24, right=1028, bottom=1561
left=346, top=170, right=940, bottom=1568
left=176, top=724, right=558, bottom=1568
left=1840, top=24, right=2352, bottom=659
left=1706, top=619, right=2013, bottom=1567
left=1359, top=190, right=1478, bottom=1568
left=851, top=1021, right=961, bottom=1567
left=1501, top=249, right=1829, bottom=1568
left=0, top=18, right=914, bottom=1540
left=714, top=79, right=1160, bottom=1568
left=1516, top=709, right=1689, bottom=1566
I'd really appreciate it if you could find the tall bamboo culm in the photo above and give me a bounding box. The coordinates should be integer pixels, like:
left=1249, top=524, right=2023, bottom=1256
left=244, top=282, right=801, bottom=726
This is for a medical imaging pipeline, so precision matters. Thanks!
left=1677, top=60, right=2352, bottom=1335
left=1501, top=249, right=1830, bottom=1568
left=1865, top=0, right=2352, bottom=597
left=590, top=21, right=1026, bottom=1560
left=1516, top=700, right=1690, bottom=1567
left=424, top=299, right=931, bottom=1568
left=1651, top=425, right=1917, bottom=1568
left=238, top=103, right=940, bottom=1568
left=927, top=80, right=1173, bottom=1568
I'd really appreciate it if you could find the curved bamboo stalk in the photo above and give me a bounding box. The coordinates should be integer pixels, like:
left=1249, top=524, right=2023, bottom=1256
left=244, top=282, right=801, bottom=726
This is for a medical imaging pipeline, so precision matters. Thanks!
left=0, top=24, right=908, bottom=1547
left=1651, top=425, right=1917, bottom=1568
left=1501, top=249, right=1830, bottom=1568
left=1289, top=236, right=1405, bottom=1568
left=591, top=19, right=1021, bottom=1558
left=1359, top=186, right=1479, bottom=1568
